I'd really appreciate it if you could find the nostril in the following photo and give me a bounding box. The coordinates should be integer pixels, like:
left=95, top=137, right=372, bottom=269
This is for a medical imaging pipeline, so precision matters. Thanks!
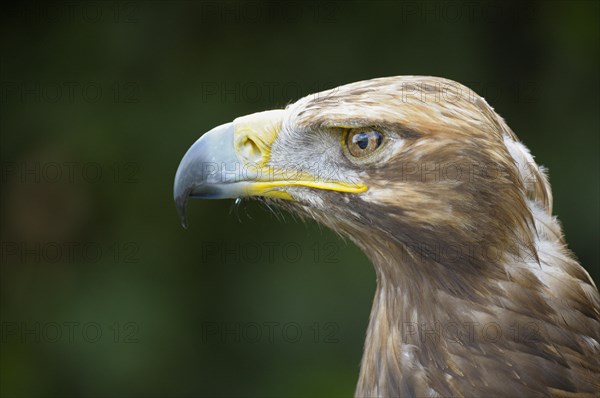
left=239, top=137, right=263, bottom=163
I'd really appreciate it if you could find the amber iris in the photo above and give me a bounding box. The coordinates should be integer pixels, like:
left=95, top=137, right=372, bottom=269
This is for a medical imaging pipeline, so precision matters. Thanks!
left=346, top=129, right=384, bottom=157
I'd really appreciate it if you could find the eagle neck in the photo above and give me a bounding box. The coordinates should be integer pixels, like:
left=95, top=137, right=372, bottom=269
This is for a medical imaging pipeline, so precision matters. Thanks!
left=355, top=244, right=500, bottom=397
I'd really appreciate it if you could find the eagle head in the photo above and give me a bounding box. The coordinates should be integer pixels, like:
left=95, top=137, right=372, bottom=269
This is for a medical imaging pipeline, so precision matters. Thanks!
left=174, top=76, right=599, bottom=397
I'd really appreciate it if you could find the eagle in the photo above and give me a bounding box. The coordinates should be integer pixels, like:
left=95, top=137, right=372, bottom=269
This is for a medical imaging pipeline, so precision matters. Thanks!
left=174, top=76, right=600, bottom=397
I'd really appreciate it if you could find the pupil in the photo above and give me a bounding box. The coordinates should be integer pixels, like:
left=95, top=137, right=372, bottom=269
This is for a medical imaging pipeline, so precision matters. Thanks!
left=355, top=133, right=369, bottom=149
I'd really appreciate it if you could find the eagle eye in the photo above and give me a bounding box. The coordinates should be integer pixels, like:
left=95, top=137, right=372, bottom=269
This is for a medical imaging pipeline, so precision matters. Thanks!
left=345, top=128, right=384, bottom=158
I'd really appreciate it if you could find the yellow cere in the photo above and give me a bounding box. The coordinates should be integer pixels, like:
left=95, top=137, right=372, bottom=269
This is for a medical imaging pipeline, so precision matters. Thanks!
left=233, top=109, right=285, bottom=166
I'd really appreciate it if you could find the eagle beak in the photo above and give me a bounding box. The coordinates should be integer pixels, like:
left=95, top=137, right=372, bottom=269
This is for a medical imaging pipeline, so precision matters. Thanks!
left=174, top=110, right=366, bottom=228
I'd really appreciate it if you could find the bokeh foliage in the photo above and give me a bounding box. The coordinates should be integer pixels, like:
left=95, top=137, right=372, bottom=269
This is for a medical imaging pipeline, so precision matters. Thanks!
left=1, top=1, right=598, bottom=397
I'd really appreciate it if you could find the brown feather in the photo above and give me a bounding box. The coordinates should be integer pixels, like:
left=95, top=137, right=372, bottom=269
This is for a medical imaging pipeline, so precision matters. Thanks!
left=268, top=76, right=600, bottom=397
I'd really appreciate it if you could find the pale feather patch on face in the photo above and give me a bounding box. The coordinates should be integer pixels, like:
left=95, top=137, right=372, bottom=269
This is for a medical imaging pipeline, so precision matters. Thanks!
left=270, top=115, right=368, bottom=189
left=284, top=186, right=325, bottom=209
left=362, top=186, right=400, bottom=205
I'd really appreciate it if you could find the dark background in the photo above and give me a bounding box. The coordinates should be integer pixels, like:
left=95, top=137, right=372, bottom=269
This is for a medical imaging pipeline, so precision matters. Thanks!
left=1, top=1, right=598, bottom=397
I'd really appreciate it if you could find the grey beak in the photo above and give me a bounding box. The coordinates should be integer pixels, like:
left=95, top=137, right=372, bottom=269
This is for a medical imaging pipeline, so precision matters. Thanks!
left=174, top=122, right=240, bottom=228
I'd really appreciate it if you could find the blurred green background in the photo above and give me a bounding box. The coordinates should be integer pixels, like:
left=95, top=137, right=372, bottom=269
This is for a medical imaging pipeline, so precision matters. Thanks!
left=1, top=1, right=598, bottom=397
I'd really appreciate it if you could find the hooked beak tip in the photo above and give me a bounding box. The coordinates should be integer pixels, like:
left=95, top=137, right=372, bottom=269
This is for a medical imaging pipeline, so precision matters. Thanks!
left=174, top=189, right=191, bottom=230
